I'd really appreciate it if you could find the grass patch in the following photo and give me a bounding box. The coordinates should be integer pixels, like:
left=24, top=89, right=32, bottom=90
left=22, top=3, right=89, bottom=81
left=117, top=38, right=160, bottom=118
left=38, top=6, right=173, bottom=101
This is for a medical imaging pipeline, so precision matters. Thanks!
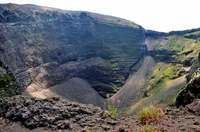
left=144, top=63, right=186, bottom=98
left=150, top=62, right=164, bottom=79
left=157, top=32, right=200, bottom=65
left=159, top=34, right=195, bottom=53
left=184, top=30, right=200, bottom=39
left=161, top=82, right=186, bottom=106
left=144, top=63, right=168, bottom=97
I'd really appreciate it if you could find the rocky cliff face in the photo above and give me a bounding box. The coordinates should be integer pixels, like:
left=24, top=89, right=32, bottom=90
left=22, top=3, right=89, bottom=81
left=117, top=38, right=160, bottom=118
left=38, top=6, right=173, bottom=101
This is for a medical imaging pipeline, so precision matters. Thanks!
left=176, top=68, right=200, bottom=107
left=0, top=4, right=146, bottom=98
left=186, top=52, right=200, bottom=82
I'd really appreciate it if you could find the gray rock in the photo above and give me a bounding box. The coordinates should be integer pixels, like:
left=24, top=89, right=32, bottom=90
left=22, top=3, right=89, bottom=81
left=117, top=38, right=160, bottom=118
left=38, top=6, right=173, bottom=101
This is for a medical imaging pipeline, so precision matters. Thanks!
left=0, top=4, right=146, bottom=99
left=176, top=68, right=200, bottom=107
left=0, top=95, right=105, bottom=131
left=107, top=120, right=118, bottom=125
left=0, top=67, right=6, bottom=76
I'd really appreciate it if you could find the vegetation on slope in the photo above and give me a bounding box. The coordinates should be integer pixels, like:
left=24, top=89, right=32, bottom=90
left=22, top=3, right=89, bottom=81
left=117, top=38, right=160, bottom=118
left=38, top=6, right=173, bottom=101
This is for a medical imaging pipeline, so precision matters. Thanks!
left=186, top=59, right=200, bottom=81
left=143, top=29, right=200, bottom=106
left=143, top=62, right=187, bottom=106
left=162, top=30, right=200, bottom=60
left=0, top=60, right=21, bottom=99
left=176, top=68, right=200, bottom=107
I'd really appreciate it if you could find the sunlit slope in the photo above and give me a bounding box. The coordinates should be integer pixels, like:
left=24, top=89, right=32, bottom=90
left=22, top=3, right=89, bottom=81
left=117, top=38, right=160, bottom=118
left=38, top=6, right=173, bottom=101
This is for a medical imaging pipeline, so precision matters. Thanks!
left=109, top=56, right=156, bottom=109
left=114, top=29, right=200, bottom=114
left=143, top=29, right=200, bottom=106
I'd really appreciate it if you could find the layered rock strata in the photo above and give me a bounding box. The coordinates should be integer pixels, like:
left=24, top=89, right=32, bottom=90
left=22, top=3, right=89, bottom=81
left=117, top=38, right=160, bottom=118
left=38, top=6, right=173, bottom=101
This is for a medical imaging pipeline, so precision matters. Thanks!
left=0, top=4, right=146, bottom=97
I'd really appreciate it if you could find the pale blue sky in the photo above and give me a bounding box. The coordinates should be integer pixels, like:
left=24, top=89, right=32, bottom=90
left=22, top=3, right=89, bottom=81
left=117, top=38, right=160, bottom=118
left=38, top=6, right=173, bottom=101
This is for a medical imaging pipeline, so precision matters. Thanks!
left=1, top=0, right=200, bottom=32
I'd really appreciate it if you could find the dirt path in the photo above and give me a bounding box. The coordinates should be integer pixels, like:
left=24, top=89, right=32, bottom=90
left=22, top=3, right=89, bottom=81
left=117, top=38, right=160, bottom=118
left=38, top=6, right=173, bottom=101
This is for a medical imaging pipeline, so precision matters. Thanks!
left=109, top=56, right=156, bottom=109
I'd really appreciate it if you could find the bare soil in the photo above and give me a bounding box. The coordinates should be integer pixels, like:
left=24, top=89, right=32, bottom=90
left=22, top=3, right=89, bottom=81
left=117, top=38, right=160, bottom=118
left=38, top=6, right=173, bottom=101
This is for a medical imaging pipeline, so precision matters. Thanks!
left=24, top=77, right=104, bottom=107
left=109, top=56, right=156, bottom=109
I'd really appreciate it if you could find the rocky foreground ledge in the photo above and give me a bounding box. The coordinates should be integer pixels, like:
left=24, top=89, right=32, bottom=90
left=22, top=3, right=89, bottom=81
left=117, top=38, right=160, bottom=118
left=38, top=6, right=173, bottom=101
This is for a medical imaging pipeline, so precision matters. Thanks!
left=0, top=95, right=126, bottom=132
left=0, top=95, right=200, bottom=132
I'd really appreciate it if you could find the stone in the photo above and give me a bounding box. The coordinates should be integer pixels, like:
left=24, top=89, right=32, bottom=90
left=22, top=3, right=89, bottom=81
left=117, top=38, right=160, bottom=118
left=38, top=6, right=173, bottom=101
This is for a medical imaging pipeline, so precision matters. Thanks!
left=107, top=120, right=118, bottom=125
left=57, top=120, right=70, bottom=129
left=189, top=125, right=200, bottom=132
left=194, top=121, right=200, bottom=125
left=0, top=67, right=6, bottom=76
left=186, top=99, right=200, bottom=116
left=119, top=127, right=125, bottom=132
left=101, top=125, right=110, bottom=131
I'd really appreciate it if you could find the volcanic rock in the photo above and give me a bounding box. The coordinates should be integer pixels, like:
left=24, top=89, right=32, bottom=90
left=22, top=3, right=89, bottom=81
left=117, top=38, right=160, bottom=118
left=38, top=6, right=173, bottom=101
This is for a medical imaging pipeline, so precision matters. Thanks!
left=176, top=68, right=200, bottom=107
left=0, top=3, right=146, bottom=98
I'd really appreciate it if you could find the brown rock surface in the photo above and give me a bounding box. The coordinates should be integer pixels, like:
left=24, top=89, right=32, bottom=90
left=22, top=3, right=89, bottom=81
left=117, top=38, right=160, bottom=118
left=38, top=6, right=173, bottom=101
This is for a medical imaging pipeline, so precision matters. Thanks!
left=1, top=96, right=200, bottom=132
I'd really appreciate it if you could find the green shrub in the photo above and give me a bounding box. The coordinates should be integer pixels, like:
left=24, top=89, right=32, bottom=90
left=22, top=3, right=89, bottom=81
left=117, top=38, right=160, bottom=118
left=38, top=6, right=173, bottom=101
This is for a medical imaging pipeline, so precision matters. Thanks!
left=137, top=102, right=164, bottom=124
left=0, top=60, right=21, bottom=99
left=104, top=100, right=121, bottom=119
left=107, top=104, right=117, bottom=119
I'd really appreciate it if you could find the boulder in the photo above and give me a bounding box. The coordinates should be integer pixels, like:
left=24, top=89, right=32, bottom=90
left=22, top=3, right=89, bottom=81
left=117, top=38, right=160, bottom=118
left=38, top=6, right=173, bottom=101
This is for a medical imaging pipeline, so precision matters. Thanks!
left=176, top=68, right=200, bottom=107
left=186, top=99, right=200, bottom=116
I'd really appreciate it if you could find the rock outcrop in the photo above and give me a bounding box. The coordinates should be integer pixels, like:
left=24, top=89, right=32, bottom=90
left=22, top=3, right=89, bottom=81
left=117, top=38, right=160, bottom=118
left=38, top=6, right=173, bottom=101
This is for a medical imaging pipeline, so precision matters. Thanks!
left=0, top=4, right=146, bottom=98
left=1, top=95, right=200, bottom=132
left=176, top=68, right=200, bottom=107
left=186, top=52, right=200, bottom=82
left=0, top=95, right=104, bottom=131
left=0, top=95, right=128, bottom=132
left=186, top=99, right=200, bottom=116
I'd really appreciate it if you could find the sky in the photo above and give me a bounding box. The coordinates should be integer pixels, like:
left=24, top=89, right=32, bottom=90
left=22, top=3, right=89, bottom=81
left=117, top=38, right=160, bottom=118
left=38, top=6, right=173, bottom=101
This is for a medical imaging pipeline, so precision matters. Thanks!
left=1, top=0, right=200, bottom=32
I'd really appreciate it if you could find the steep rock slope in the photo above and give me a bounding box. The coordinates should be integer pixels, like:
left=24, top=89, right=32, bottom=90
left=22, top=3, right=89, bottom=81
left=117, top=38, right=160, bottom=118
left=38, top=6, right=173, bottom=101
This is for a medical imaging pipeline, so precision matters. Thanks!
left=0, top=4, right=146, bottom=98
left=142, top=29, right=200, bottom=105
left=109, top=56, right=156, bottom=109
left=186, top=52, right=200, bottom=82
left=112, top=29, right=200, bottom=114
left=26, top=77, right=104, bottom=106
left=176, top=68, right=200, bottom=107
